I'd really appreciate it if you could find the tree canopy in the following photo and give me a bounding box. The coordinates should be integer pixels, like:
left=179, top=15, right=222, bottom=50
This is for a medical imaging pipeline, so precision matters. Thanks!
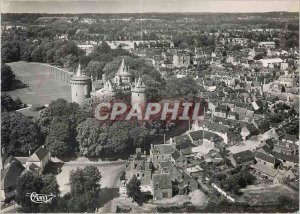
left=1, top=64, right=16, bottom=91
left=1, top=111, right=43, bottom=156
left=68, top=166, right=102, bottom=212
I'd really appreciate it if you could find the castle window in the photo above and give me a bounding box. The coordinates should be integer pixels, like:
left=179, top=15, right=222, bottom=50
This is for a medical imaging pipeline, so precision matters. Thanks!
left=142, top=173, right=144, bottom=177
left=76, top=93, right=77, bottom=96
left=137, top=173, right=139, bottom=177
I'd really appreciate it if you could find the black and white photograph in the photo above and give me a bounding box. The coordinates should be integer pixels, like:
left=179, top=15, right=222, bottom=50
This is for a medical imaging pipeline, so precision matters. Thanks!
left=0, top=0, right=299, bottom=213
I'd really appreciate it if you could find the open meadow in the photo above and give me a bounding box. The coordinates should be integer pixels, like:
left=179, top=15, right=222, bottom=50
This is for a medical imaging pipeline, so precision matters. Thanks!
left=7, top=61, right=71, bottom=105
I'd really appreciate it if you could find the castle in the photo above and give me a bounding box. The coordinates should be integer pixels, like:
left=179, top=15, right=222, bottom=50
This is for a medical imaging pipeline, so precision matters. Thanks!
left=70, top=59, right=147, bottom=107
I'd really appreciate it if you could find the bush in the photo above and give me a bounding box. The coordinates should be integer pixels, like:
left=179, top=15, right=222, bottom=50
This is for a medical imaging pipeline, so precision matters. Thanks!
left=30, top=104, right=45, bottom=111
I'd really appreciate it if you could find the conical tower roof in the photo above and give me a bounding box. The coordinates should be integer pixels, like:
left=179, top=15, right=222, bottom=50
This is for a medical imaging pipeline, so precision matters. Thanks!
left=71, top=63, right=90, bottom=81
left=117, top=59, right=132, bottom=77
left=132, top=77, right=146, bottom=93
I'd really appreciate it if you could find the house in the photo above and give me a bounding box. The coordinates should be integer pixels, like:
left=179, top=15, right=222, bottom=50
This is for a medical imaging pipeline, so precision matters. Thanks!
left=213, top=104, right=230, bottom=118
left=1, top=158, right=25, bottom=202
left=273, top=139, right=298, bottom=156
left=241, top=123, right=259, bottom=140
left=258, top=41, right=276, bottom=48
left=251, top=100, right=265, bottom=112
left=152, top=173, right=173, bottom=200
left=150, top=144, right=175, bottom=168
left=170, top=149, right=188, bottom=168
left=175, top=171, right=198, bottom=195
left=251, top=151, right=280, bottom=180
left=254, top=151, right=279, bottom=168
left=253, top=118, right=270, bottom=134
left=228, top=150, right=255, bottom=168
left=26, top=146, right=51, bottom=175
left=125, top=148, right=153, bottom=185
left=272, top=152, right=298, bottom=167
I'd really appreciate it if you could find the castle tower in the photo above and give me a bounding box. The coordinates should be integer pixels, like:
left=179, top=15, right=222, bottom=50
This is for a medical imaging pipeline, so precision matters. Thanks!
left=70, top=64, right=91, bottom=105
left=131, top=77, right=146, bottom=110
left=115, top=59, right=132, bottom=84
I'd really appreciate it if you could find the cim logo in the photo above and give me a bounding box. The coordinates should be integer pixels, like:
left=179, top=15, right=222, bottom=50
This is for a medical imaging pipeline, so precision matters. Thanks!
left=26, top=192, right=56, bottom=204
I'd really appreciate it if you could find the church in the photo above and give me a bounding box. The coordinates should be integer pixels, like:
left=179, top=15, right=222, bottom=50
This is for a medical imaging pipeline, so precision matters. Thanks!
left=70, top=59, right=147, bottom=107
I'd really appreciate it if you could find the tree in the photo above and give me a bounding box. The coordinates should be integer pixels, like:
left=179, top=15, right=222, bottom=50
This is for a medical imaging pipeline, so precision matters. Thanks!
left=126, top=175, right=144, bottom=205
left=37, top=99, right=87, bottom=154
left=1, top=111, right=43, bottom=156
left=120, top=171, right=126, bottom=181
left=1, top=64, right=16, bottom=91
left=163, top=77, right=199, bottom=99
left=1, top=41, right=20, bottom=63
left=68, top=166, right=102, bottom=212
left=31, top=47, right=44, bottom=62
left=1, top=93, right=26, bottom=112
left=76, top=118, right=109, bottom=156
left=16, top=171, right=44, bottom=213
left=45, top=121, right=72, bottom=156
left=253, top=53, right=264, bottom=60
left=85, top=60, right=106, bottom=79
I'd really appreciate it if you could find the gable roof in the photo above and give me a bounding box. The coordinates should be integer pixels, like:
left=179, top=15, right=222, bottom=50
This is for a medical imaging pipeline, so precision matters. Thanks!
left=152, top=144, right=175, bottom=155
left=282, top=134, right=298, bottom=142
left=1, top=161, right=25, bottom=189
left=255, top=151, right=275, bottom=164
left=152, top=173, right=172, bottom=190
left=27, top=147, right=50, bottom=162
left=232, top=150, right=254, bottom=164
left=272, top=152, right=298, bottom=163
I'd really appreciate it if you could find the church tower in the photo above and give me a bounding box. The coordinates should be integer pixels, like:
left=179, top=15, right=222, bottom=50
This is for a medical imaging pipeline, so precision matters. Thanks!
left=70, top=64, right=91, bottom=105
left=131, top=77, right=146, bottom=110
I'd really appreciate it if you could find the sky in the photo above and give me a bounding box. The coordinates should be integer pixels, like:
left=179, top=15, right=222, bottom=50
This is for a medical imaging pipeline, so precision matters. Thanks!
left=1, top=0, right=299, bottom=13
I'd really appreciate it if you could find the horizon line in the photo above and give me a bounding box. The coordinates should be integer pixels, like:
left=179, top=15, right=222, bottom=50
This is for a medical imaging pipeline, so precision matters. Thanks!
left=2, top=11, right=298, bottom=14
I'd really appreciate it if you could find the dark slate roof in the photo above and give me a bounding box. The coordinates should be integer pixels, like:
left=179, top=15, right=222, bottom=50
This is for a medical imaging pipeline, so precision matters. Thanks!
left=171, top=149, right=181, bottom=160
left=152, top=144, right=175, bottom=155
left=215, top=104, right=230, bottom=112
left=153, top=173, right=172, bottom=190
left=232, top=150, right=254, bottom=163
left=246, top=123, right=259, bottom=134
left=1, top=161, right=25, bottom=189
left=27, top=147, right=50, bottom=162
left=272, top=152, right=298, bottom=163
left=265, top=138, right=276, bottom=149
left=209, top=122, right=229, bottom=133
left=189, top=130, right=223, bottom=142
left=254, top=151, right=275, bottom=164
left=281, top=134, right=298, bottom=142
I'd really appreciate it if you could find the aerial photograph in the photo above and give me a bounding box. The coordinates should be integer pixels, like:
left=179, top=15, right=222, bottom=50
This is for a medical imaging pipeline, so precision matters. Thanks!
left=0, top=0, right=299, bottom=213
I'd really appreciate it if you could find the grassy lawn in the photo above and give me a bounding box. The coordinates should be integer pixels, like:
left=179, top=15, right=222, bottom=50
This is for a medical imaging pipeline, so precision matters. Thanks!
left=7, top=61, right=71, bottom=105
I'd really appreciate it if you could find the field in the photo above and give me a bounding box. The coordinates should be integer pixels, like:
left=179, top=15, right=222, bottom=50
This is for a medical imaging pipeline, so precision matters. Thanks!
left=7, top=61, right=71, bottom=105
left=240, top=184, right=299, bottom=205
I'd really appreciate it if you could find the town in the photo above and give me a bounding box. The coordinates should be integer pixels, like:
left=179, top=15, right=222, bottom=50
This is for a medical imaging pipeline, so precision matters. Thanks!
left=1, top=6, right=299, bottom=214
